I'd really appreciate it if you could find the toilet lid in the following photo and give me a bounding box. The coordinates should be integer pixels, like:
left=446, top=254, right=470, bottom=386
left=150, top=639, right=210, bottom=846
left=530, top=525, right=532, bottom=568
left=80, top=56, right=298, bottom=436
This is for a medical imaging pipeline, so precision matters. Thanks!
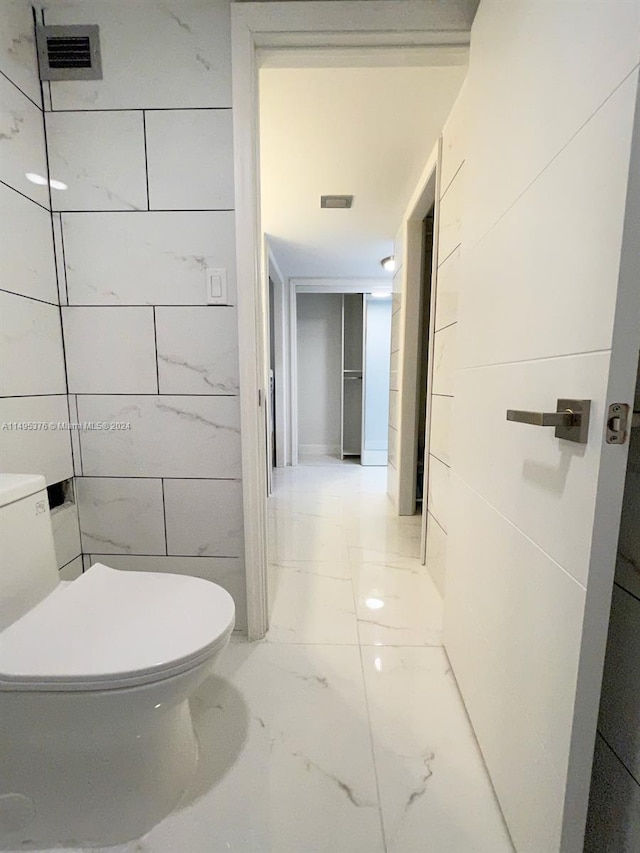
left=0, top=563, right=235, bottom=691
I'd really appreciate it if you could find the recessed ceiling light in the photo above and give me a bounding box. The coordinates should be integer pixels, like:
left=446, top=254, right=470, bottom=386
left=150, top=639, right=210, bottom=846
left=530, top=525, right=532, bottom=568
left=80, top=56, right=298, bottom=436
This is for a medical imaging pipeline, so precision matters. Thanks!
left=380, top=256, right=395, bottom=272
left=371, top=291, right=391, bottom=299
left=365, top=597, right=384, bottom=610
left=320, top=195, right=353, bottom=209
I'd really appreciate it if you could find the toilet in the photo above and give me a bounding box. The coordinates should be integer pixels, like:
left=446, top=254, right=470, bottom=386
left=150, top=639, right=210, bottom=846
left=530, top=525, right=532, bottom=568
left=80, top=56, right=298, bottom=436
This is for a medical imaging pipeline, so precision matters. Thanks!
left=0, top=473, right=235, bottom=848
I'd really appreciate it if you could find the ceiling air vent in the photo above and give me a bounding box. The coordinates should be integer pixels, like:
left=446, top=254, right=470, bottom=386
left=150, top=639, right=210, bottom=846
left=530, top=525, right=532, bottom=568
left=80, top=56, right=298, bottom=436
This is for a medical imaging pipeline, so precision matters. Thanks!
left=36, top=24, right=102, bottom=81
left=320, top=195, right=354, bottom=209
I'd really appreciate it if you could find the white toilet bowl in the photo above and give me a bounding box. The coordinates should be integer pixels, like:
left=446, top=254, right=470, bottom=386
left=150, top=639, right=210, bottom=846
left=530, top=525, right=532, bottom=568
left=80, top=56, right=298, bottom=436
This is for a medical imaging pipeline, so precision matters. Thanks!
left=0, top=562, right=235, bottom=848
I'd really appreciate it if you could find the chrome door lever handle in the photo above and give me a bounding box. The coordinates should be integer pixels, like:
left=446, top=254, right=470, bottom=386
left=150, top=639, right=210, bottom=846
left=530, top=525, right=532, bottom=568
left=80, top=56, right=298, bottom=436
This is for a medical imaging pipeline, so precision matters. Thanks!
left=506, top=399, right=590, bottom=444
left=506, top=410, right=575, bottom=427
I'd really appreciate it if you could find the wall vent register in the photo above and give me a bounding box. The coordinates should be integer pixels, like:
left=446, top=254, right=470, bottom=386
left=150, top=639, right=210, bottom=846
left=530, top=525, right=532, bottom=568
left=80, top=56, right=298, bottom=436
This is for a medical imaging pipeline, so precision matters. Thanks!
left=320, top=195, right=353, bottom=209
left=36, top=24, right=102, bottom=81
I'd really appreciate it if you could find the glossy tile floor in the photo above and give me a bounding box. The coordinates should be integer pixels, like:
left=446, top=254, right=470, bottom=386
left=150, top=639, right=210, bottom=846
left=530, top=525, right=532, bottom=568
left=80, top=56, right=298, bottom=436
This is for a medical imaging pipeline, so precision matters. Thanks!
left=30, top=461, right=514, bottom=853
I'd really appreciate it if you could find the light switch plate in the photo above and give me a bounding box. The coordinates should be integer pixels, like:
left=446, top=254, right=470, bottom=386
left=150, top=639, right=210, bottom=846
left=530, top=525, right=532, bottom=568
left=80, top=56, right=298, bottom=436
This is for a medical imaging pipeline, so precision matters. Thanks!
left=206, top=268, right=228, bottom=305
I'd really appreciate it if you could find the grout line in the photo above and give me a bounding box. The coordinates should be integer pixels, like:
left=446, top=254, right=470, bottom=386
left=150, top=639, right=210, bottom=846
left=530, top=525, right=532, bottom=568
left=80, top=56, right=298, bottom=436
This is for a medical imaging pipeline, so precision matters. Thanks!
left=142, top=110, right=151, bottom=210
left=0, top=288, right=59, bottom=307
left=436, top=241, right=462, bottom=271
left=434, top=319, right=458, bottom=334
left=426, top=509, right=447, bottom=537
left=58, top=552, right=82, bottom=572
left=58, top=214, right=69, bottom=304
left=161, top=478, right=169, bottom=556
left=152, top=306, right=161, bottom=393
left=0, top=179, right=51, bottom=212
left=438, top=158, right=465, bottom=204
left=429, top=451, right=451, bottom=470
left=47, top=106, right=233, bottom=113
left=54, top=208, right=235, bottom=214
left=0, top=68, right=43, bottom=111
left=70, top=475, right=242, bottom=481
left=90, top=551, right=241, bottom=560
left=55, top=304, right=236, bottom=309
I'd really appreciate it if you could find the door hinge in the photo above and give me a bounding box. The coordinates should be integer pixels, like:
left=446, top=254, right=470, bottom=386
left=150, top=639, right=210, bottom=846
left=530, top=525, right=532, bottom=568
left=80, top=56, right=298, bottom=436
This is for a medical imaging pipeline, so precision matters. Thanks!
left=258, top=389, right=262, bottom=407
left=606, top=403, right=635, bottom=444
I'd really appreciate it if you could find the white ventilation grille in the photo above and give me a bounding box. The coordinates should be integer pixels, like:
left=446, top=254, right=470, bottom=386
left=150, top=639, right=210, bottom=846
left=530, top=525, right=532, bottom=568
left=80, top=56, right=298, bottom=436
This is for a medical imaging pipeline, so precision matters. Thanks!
left=36, top=24, right=102, bottom=81
left=321, top=195, right=354, bottom=209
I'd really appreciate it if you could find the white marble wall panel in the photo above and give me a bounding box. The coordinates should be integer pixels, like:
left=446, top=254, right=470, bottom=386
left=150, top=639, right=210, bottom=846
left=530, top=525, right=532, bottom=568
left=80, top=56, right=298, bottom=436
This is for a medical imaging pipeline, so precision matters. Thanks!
left=146, top=109, right=234, bottom=210
left=437, top=164, right=463, bottom=265
left=0, top=180, right=58, bottom=305
left=464, top=1, right=640, bottom=251
left=76, top=476, right=166, bottom=555
left=155, top=306, right=239, bottom=395
left=59, top=555, right=83, bottom=581
left=584, top=735, right=640, bottom=853
left=0, top=291, right=66, bottom=396
left=44, top=0, right=231, bottom=111
left=459, top=73, right=638, bottom=371
left=454, top=351, right=610, bottom=587
left=0, top=0, right=42, bottom=106
left=164, top=478, right=243, bottom=557
left=62, top=211, right=236, bottom=306
left=390, top=307, right=400, bottom=355
left=0, top=74, right=48, bottom=207
left=434, top=245, right=460, bottom=332
left=62, top=307, right=157, bottom=393
left=0, top=395, right=73, bottom=485
left=424, top=512, right=447, bottom=597
left=51, top=214, right=67, bottom=305
left=431, top=323, right=456, bottom=397
left=50, top=500, right=82, bottom=570
left=444, top=473, right=587, bottom=853
left=427, top=454, right=450, bottom=533
left=429, top=394, right=452, bottom=467
left=77, top=395, right=241, bottom=478
left=45, top=111, right=147, bottom=212
left=598, top=585, right=640, bottom=781
left=90, top=553, right=247, bottom=630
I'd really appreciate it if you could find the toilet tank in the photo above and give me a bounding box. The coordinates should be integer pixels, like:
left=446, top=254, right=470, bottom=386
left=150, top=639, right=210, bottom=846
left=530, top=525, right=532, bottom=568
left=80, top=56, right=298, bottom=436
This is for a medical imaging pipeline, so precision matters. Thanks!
left=0, top=474, right=59, bottom=631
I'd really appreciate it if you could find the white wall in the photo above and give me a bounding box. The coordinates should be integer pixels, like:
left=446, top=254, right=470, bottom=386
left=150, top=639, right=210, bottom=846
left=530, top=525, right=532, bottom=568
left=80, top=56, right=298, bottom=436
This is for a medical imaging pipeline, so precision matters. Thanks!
left=0, top=0, right=81, bottom=579
left=362, top=295, right=392, bottom=465
left=32, top=0, right=246, bottom=628
left=296, top=293, right=342, bottom=455
left=443, top=2, right=640, bottom=851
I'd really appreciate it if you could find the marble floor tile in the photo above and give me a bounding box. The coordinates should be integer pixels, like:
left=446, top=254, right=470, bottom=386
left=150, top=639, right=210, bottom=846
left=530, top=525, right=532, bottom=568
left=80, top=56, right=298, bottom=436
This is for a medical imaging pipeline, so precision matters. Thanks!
left=269, top=510, right=350, bottom=562
left=19, top=460, right=511, bottom=853
left=267, top=565, right=359, bottom=645
left=353, top=562, right=443, bottom=646
left=361, top=646, right=514, bottom=853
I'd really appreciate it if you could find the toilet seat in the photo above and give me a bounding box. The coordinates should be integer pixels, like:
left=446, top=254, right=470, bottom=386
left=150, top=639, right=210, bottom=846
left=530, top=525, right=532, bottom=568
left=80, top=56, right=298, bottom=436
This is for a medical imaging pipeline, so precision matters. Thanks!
left=0, top=563, right=235, bottom=691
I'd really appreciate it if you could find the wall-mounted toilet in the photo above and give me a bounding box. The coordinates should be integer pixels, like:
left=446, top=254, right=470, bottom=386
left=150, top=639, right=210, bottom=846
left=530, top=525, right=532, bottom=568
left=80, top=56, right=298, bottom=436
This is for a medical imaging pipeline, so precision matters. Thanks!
left=0, top=473, right=235, bottom=848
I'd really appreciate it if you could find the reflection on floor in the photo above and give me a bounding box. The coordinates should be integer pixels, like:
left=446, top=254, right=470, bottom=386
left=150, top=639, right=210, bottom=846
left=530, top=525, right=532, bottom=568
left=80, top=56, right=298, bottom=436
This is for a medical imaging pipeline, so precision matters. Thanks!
left=30, top=462, right=514, bottom=853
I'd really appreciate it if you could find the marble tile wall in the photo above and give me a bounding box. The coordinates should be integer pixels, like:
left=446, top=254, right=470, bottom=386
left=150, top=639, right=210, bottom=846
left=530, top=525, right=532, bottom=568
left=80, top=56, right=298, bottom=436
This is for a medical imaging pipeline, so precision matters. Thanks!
left=41, top=0, right=246, bottom=627
left=0, top=0, right=80, bottom=575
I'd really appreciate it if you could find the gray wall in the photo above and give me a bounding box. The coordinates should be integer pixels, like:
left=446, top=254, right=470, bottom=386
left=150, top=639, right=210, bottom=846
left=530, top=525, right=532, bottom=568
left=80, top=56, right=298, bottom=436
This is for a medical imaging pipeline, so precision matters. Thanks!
left=296, top=293, right=343, bottom=455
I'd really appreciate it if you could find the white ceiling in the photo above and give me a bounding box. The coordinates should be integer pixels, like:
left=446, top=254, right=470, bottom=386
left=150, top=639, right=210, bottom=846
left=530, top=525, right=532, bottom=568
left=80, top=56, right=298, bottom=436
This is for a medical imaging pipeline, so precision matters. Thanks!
left=259, top=61, right=467, bottom=281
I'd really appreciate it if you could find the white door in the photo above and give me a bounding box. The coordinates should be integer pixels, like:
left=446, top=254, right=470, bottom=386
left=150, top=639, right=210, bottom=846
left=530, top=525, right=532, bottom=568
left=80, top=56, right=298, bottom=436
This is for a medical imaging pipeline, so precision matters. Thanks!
left=442, top=4, right=640, bottom=852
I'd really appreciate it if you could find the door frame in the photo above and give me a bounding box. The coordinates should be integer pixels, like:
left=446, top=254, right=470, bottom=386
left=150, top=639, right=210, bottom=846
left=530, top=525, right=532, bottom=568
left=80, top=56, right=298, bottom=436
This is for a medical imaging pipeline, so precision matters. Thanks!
left=393, top=145, right=440, bottom=517
left=231, top=0, right=473, bottom=639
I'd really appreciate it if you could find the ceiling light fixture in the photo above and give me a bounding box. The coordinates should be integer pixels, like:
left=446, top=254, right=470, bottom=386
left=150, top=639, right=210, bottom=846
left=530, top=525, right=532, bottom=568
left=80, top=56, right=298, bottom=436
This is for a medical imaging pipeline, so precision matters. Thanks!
left=365, top=597, right=385, bottom=610
left=380, top=255, right=395, bottom=272
left=371, top=291, right=391, bottom=299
